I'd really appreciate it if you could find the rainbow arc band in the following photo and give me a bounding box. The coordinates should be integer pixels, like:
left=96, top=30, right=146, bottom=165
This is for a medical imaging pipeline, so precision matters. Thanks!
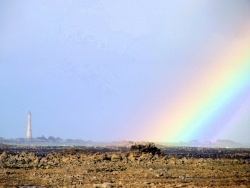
left=141, top=26, right=250, bottom=142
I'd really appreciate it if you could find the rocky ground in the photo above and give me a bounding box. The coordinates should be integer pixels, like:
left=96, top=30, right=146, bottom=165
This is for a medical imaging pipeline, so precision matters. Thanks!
left=0, top=143, right=249, bottom=187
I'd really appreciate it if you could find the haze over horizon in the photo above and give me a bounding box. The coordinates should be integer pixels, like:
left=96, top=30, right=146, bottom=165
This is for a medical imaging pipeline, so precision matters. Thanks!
left=1, top=1, right=250, bottom=143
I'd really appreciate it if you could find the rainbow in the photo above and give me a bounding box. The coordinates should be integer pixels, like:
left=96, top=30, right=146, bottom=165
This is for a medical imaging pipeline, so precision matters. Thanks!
left=139, top=26, right=250, bottom=142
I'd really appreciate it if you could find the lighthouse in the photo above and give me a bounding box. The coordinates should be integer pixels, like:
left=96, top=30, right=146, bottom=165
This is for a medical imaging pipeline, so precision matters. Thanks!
left=26, top=112, right=32, bottom=139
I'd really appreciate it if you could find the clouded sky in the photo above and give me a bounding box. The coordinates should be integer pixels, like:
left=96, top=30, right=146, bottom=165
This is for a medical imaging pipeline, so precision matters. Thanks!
left=1, top=0, right=250, bottom=143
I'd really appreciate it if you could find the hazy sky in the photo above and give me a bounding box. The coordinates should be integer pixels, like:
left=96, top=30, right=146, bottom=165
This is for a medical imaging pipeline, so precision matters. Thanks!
left=1, top=0, right=250, bottom=143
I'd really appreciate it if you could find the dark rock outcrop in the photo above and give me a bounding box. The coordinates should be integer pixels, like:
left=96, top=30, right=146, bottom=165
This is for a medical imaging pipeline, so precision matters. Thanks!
left=130, top=143, right=162, bottom=155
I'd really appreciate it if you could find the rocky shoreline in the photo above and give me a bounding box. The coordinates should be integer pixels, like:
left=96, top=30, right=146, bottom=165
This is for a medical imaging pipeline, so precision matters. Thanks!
left=0, top=144, right=249, bottom=187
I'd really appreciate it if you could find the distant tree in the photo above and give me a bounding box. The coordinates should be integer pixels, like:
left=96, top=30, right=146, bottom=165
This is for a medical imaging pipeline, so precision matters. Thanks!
left=36, top=135, right=47, bottom=140
left=41, top=135, right=46, bottom=139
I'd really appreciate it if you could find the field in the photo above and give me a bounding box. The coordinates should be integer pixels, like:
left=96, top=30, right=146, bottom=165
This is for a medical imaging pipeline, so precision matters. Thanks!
left=0, top=144, right=249, bottom=187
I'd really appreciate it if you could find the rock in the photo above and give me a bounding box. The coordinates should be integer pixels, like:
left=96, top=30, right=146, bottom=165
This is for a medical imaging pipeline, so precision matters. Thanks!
left=101, top=182, right=114, bottom=188
left=102, top=154, right=111, bottom=161
left=176, top=183, right=184, bottom=187
left=111, top=154, right=121, bottom=162
left=139, top=153, right=152, bottom=161
left=168, top=158, right=177, bottom=165
left=130, top=143, right=162, bottom=155
left=127, top=153, right=136, bottom=162
left=0, top=151, right=8, bottom=159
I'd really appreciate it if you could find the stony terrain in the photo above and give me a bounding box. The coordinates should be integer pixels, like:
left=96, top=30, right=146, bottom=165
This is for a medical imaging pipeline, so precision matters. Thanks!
left=0, top=143, right=249, bottom=187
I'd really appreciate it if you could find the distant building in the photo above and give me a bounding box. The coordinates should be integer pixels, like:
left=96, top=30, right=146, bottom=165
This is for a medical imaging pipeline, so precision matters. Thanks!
left=26, top=112, right=32, bottom=139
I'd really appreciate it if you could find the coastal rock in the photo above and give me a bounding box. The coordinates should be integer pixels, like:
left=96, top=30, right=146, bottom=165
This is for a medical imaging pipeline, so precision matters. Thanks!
left=0, top=145, right=249, bottom=187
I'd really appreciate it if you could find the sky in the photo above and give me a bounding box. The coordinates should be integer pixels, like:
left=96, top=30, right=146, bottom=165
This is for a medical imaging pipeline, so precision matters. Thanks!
left=0, top=0, right=250, bottom=143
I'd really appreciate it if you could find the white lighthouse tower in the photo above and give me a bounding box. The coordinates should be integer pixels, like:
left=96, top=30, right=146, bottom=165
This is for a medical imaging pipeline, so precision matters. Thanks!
left=26, top=112, right=32, bottom=139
